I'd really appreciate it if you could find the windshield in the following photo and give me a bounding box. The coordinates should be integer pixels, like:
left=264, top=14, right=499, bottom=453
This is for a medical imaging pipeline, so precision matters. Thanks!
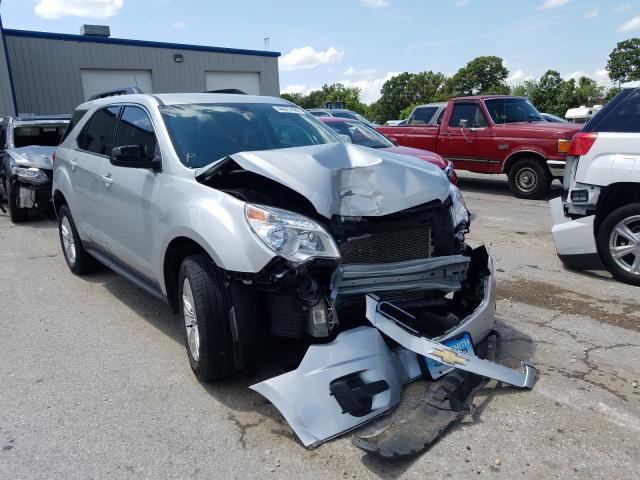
left=160, top=103, right=340, bottom=168
left=324, top=120, right=394, bottom=148
left=13, top=124, right=67, bottom=148
left=484, top=98, right=544, bottom=124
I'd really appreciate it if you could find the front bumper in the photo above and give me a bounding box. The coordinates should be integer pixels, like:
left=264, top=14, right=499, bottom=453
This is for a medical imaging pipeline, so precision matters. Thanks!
left=251, top=247, right=535, bottom=448
left=16, top=183, right=52, bottom=209
left=547, top=159, right=566, bottom=178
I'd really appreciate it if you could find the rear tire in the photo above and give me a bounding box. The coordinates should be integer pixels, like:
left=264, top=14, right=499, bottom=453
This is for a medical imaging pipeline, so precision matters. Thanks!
left=57, top=204, right=99, bottom=274
left=179, top=254, right=234, bottom=382
left=596, top=203, right=640, bottom=286
left=507, top=158, right=552, bottom=200
left=6, top=180, right=29, bottom=223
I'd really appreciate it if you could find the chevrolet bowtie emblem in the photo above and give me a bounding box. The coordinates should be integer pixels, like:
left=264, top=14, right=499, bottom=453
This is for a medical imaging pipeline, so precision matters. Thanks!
left=431, top=349, right=467, bottom=366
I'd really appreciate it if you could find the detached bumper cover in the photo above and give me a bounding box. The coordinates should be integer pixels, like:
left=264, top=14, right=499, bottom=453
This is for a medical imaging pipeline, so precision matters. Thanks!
left=251, top=248, right=535, bottom=448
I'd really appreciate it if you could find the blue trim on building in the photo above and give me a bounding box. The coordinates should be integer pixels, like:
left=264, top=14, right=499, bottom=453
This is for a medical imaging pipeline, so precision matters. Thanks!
left=0, top=15, right=19, bottom=115
left=3, top=28, right=281, bottom=58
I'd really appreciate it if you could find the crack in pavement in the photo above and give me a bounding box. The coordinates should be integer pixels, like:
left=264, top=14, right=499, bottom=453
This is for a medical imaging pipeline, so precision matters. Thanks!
left=227, top=412, right=266, bottom=449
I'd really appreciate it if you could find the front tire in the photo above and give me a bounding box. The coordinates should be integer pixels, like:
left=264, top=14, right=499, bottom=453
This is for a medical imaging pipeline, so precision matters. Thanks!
left=179, top=254, right=234, bottom=381
left=57, top=204, right=99, bottom=274
left=507, top=158, right=552, bottom=199
left=596, top=203, right=640, bottom=286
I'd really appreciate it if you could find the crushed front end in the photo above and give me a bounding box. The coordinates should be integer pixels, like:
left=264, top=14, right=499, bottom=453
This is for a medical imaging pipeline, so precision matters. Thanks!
left=198, top=144, right=535, bottom=453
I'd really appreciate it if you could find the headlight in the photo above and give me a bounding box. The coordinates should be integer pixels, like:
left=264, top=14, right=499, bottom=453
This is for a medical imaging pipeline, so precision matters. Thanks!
left=245, top=204, right=340, bottom=264
left=449, top=184, right=469, bottom=230
left=13, top=167, right=49, bottom=185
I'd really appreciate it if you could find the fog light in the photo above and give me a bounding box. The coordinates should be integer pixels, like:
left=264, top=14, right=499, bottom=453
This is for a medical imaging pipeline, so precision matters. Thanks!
left=570, top=190, right=588, bottom=203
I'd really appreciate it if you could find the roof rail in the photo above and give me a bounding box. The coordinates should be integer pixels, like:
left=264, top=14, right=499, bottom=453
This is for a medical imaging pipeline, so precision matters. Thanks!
left=88, top=86, right=144, bottom=101
left=205, top=89, right=247, bottom=95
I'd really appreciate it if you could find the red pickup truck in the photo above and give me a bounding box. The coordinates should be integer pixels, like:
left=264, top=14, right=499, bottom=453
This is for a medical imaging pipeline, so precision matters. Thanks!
left=377, top=95, right=581, bottom=199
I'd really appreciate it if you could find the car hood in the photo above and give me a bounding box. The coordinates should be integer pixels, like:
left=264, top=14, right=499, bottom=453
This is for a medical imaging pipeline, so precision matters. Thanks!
left=196, top=143, right=451, bottom=218
left=378, top=146, right=447, bottom=168
left=7, top=146, right=56, bottom=170
left=492, top=121, right=581, bottom=139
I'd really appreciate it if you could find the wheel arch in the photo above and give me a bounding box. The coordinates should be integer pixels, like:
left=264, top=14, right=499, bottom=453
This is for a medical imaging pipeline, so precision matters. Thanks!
left=502, top=150, right=547, bottom=175
left=52, top=189, right=67, bottom=217
left=163, top=236, right=210, bottom=313
left=594, top=183, right=640, bottom=235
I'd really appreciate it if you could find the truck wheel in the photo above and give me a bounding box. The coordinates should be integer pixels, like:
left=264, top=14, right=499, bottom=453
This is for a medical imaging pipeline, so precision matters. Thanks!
left=57, top=204, right=99, bottom=274
left=507, top=159, right=552, bottom=199
left=596, top=203, right=640, bottom=286
left=179, top=254, right=234, bottom=381
left=6, top=180, right=29, bottom=223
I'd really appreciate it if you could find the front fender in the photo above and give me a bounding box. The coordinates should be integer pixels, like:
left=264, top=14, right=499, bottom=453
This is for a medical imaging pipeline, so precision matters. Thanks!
left=156, top=192, right=276, bottom=292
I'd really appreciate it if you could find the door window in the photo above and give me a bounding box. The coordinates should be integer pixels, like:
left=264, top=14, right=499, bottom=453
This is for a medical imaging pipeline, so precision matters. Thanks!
left=449, top=103, right=488, bottom=128
left=77, top=106, right=120, bottom=155
left=114, top=106, right=158, bottom=161
left=409, top=107, right=437, bottom=125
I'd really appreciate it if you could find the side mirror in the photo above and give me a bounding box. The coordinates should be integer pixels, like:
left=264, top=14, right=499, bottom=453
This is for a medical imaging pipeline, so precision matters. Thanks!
left=111, top=144, right=161, bottom=171
left=459, top=119, right=469, bottom=129
left=337, top=134, right=352, bottom=144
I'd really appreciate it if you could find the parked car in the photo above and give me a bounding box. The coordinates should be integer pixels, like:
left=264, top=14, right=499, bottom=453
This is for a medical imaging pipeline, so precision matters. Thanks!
left=307, top=108, right=375, bottom=126
left=377, top=96, right=581, bottom=199
left=541, top=113, right=567, bottom=123
left=53, top=92, right=533, bottom=451
left=0, top=115, right=70, bottom=222
left=550, top=82, right=640, bottom=285
left=403, top=102, right=447, bottom=126
left=319, top=116, right=457, bottom=183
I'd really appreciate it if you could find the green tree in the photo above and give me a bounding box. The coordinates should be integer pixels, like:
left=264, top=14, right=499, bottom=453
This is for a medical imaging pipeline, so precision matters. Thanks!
left=529, top=70, right=564, bottom=115
left=511, top=79, right=539, bottom=99
left=573, top=76, right=604, bottom=106
left=447, top=56, right=509, bottom=96
left=607, top=38, right=640, bottom=84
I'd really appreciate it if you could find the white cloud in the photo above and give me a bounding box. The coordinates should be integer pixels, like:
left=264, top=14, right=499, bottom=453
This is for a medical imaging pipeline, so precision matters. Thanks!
left=171, top=21, right=186, bottom=29
left=343, top=67, right=378, bottom=77
left=537, top=0, right=572, bottom=11
left=359, top=0, right=390, bottom=7
left=613, top=4, right=632, bottom=13
left=563, top=69, right=612, bottom=87
left=584, top=8, right=600, bottom=19
left=618, top=15, right=640, bottom=31
left=454, top=0, right=469, bottom=6
left=279, top=46, right=344, bottom=71
left=337, top=71, right=401, bottom=104
left=34, top=0, right=123, bottom=19
left=281, top=84, right=318, bottom=95
left=507, top=70, right=534, bottom=85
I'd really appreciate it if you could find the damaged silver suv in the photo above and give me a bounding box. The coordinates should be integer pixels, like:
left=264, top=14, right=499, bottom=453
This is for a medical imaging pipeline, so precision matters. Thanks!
left=53, top=93, right=534, bottom=453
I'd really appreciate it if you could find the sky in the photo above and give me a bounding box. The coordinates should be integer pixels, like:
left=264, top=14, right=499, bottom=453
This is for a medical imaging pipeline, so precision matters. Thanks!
left=0, top=0, right=638, bottom=103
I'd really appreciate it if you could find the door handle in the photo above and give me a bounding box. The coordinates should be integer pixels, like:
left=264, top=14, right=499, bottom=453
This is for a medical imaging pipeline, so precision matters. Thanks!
left=442, top=131, right=452, bottom=137
left=69, top=160, right=78, bottom=171
left=102, top=172, right=113, bottom=188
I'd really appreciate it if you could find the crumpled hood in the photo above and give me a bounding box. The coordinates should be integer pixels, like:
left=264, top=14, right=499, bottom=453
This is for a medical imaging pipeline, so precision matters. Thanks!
left=7, top=146, right=56, bottom=170
left=197, top=143, right=451, bottom=218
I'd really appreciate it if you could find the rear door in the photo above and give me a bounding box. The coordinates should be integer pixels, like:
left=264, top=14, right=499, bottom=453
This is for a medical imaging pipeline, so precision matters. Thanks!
left=101, top=105, right=161, bottom=282
left=437, top=101, right=496, bottom=172
left=73, top=106, right=120, bottom=249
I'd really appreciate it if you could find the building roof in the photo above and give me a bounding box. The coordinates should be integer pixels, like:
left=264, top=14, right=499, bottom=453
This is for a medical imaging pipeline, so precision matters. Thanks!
left=3, top=28, right=280, bottom=58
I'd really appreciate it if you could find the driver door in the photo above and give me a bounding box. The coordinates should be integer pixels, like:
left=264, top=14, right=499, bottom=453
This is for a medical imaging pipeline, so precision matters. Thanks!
left=438, top=102, right=497, bottom=172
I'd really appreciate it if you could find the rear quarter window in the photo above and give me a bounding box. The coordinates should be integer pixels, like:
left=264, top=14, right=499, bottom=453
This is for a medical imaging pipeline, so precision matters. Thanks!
left=586, top=89, right=640, bottom=133
left=60, top=109, right=88, bottom=143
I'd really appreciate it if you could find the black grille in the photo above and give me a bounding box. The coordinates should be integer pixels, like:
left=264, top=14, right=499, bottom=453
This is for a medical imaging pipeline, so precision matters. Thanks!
left=339, top=225, right=434, bottom=264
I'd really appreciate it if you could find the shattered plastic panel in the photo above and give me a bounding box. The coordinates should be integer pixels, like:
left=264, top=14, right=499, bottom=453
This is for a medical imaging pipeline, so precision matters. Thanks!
left=7, top=146, right=56, bottom=170
left=196, top=143, right=451, bottom=218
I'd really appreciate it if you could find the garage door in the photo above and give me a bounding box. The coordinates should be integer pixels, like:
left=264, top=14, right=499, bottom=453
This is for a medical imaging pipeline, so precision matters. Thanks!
left=205, top=72, right=260, bottom=95
left=80, top=69, right=153, bottom=100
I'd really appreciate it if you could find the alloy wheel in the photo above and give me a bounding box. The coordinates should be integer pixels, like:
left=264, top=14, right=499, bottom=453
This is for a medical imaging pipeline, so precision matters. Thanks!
left=182, top=277, right=200, bottom=361
left=60, top=216, right=76, bottom=265
left=609, top=215, right=640, bottom=276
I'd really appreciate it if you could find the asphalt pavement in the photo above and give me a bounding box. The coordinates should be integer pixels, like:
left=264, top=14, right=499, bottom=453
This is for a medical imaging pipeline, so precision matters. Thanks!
left=1, top=172, right=638, bottom=479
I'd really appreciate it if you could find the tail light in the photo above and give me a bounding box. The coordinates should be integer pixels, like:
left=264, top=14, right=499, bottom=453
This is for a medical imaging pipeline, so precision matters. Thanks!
left=567, top=132, right=597, bottom=156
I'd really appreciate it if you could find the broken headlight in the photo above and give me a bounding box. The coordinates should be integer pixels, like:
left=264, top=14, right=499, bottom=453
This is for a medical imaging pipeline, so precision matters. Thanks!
left=13, top=167, right=49, bottom=185
left=449, top=184, right=469, bottom=231
left=245, top=204, right=340, bottom=263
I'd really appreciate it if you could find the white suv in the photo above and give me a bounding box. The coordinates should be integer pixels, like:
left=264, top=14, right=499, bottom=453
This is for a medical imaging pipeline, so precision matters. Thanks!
left=550, top=82, right=640, bottom=285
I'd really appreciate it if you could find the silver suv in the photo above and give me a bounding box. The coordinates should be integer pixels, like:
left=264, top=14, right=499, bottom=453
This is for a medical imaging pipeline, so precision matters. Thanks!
left=53, top=93, right=532, bottom=449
